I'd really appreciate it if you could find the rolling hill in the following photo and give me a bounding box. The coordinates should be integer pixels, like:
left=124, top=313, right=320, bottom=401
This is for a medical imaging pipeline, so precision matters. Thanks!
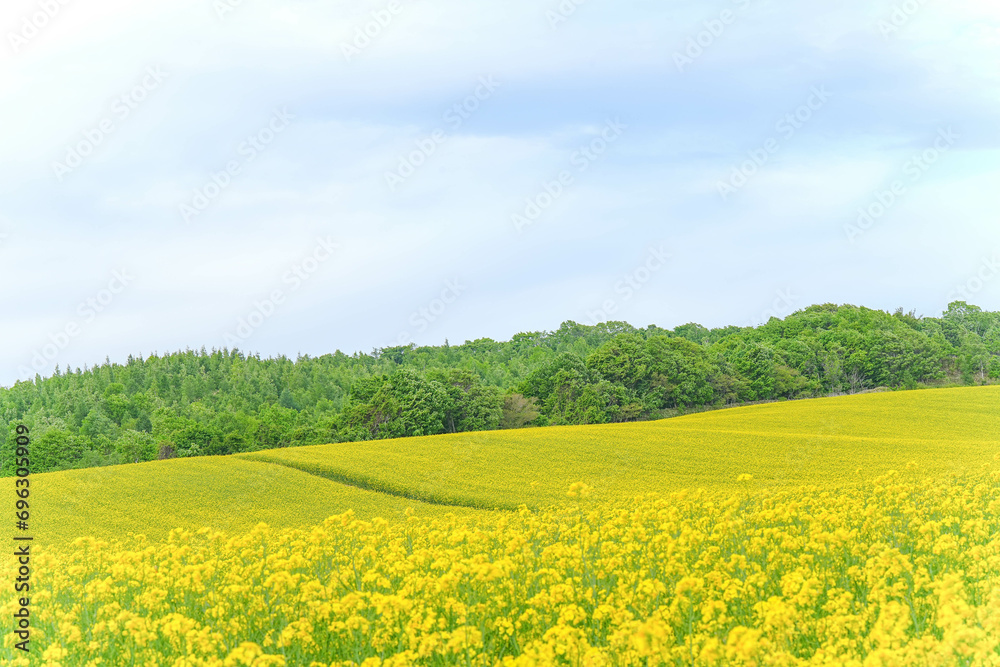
left=5, top=385, right=998, bottom=550
left=238, top=385, right=1000, bottom=510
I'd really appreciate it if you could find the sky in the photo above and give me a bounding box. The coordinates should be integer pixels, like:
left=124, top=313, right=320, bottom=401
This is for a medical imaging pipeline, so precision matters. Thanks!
left=1, top=0, right=998, bottom=387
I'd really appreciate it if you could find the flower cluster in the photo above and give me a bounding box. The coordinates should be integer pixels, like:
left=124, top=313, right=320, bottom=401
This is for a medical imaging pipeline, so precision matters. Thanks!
left=3, top=468, right=1000, bottom=665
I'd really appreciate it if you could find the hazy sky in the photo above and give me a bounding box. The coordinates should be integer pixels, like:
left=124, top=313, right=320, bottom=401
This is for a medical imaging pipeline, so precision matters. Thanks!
left=1, top=0, right=998, bottom=386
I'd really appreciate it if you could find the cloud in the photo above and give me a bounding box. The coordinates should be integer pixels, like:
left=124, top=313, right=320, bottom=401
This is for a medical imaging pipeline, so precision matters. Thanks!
left=0, top=0, right=998, bottom=386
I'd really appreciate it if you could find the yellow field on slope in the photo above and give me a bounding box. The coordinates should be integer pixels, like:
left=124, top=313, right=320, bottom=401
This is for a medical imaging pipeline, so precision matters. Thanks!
left=0, top=457, right=476, bottom=548
left=237, top=386, right=1000, bottom=510
left=4, top=468, right=1000, bottom=666
left=2, top=386, right=1000, bottom=665
left=4, top=385, right=997, bottom=549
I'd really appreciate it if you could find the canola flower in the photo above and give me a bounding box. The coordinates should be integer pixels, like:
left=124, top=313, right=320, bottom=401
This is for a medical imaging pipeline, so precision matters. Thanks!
left=3, top=466, right=1000, bottom=666
left=9, top=386, right=997, bottom=551
left=236, top=386, right=1000, bottom=512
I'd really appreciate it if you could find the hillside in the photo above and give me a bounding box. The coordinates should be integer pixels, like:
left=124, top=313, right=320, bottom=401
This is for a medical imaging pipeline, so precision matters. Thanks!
left=1, top=457, right=477, bottom=548
left=238, top=385, right=1000, bottom=510
left=1, top=301, right=997, bottom=478
left=7, top=385, right=997, bottom=550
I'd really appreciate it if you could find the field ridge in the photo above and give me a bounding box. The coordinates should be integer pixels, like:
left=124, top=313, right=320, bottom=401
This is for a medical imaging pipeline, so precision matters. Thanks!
left=236, top=451, right=527, bottom=511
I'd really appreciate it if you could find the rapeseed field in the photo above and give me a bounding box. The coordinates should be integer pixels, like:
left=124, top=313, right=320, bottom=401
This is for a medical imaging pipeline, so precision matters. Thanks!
left=237, top=386, right=1000, bottom=509
left=1, top=386, right=999, bottom=665
left=4, top=468, right=1000, bottom=665
left=0, top=457, right=477, bottom=546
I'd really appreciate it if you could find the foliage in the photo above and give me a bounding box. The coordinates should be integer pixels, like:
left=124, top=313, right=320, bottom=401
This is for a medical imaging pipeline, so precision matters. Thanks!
left=1, top=302, right=998, bottom=475
left=498, top=394, right=539, bottom=430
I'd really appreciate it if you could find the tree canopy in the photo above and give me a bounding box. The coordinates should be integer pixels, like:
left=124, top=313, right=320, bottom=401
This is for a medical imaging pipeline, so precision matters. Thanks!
left=2, top=302, right=997, bottom=476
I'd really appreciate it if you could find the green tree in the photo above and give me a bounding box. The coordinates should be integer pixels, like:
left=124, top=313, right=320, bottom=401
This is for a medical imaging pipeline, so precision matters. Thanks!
left=585, top=334, right=651, bottom=393
left=645, top=336, right=715, bottom=409
left=500, top=394, right=541, bottom=429
left=343, top=370, right=449, bottom=440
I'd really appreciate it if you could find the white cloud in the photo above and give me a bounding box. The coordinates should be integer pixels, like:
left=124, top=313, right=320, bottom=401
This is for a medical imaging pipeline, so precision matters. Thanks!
left=0, top=0, right=998, bottom=386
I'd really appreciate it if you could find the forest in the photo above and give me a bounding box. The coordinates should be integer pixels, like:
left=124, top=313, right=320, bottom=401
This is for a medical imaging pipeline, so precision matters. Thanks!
left=1, top=301, right=997, bottom=476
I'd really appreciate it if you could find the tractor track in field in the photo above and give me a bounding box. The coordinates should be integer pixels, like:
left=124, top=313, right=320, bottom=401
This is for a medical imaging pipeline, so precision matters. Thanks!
left=236, top=453, right=527, bottom=512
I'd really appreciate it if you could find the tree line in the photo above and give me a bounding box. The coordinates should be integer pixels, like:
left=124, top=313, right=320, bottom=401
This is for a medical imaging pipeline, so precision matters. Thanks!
left=1, top=301, right=997, bottom=476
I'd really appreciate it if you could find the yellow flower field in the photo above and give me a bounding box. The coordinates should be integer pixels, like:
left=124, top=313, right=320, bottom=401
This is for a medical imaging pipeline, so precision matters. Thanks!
left=1, top=386, right=999, bottom=665
left=3, top=467, right=1000, bottom=665
left=1, top=457, right=477, bottom=546
left=237, top=386, right=1000, bottom=510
